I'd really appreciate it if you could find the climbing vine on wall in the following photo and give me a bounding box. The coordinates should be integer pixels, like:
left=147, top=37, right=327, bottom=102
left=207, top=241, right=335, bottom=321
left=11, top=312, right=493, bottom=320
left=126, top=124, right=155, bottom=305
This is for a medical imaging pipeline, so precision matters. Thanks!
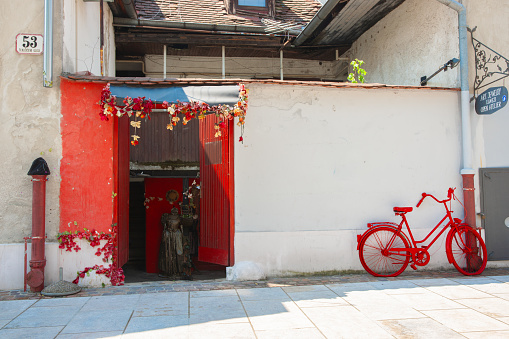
left=99, top=84, right=248, bottom=146
left=57, top=223, right=124, bottom=286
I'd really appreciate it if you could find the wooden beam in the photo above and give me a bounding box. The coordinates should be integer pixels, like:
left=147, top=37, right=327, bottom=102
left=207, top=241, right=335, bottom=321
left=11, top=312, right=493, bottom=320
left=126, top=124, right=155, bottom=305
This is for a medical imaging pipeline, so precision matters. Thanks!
left=115, top=32, right=285, bottom=47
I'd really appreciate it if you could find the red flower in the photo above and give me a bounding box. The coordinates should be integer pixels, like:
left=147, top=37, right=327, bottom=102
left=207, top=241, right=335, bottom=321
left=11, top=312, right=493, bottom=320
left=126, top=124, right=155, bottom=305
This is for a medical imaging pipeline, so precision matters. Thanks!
left=239, top=136, right=243, bottom=142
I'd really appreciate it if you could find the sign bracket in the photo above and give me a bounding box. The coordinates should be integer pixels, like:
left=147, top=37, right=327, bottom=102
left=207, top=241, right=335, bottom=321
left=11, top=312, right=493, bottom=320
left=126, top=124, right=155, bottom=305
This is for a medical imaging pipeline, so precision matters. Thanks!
left=469, top=27, right=509, bottom=101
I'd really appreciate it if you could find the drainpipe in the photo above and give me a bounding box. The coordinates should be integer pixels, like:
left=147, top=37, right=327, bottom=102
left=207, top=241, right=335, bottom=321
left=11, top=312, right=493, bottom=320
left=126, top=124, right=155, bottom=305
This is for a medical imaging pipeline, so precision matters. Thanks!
left=43, top=0, right=53, bottom=87
left=100, top=0, right=104, bottom=76
left=434, top=0, right=476, bottom=230
left=26, top=158, right=51, bottom=292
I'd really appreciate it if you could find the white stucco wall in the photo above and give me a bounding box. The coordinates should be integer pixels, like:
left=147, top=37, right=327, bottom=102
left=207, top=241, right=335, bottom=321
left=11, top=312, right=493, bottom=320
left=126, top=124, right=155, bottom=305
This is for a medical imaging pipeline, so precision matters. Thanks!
left=235, top=83, right=464, bottom=276
left=346, top=0, right=460, bottom=87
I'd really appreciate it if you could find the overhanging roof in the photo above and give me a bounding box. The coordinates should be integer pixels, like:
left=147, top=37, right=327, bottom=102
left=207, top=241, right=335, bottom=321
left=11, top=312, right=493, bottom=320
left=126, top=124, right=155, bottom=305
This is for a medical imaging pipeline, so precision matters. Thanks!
left=294, top=0, right=406, bottom=47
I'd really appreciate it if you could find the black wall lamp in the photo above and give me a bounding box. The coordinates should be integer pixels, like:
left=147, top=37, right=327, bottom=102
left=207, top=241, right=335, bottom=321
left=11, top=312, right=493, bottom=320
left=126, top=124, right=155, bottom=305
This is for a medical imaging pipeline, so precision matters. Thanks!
left=420, top=58, right=460, bottom=86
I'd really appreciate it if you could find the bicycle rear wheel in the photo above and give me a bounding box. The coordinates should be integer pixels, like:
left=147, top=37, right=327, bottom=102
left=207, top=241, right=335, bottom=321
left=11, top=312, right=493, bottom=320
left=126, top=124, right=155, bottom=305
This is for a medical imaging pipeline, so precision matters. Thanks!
left=359, top=226, right=410, bottom=277
left=447, top=226, right=487, bottom=275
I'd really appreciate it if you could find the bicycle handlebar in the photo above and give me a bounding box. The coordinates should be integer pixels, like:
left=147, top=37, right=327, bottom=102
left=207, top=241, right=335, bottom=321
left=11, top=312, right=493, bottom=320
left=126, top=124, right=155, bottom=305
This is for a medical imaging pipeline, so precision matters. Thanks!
left=416, top=187, right=455, bottom=207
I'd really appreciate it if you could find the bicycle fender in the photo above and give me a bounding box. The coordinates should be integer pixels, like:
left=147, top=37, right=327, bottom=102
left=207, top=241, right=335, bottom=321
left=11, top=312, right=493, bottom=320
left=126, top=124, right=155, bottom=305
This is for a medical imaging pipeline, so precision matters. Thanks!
left=357, top=224, right=410, bottom=251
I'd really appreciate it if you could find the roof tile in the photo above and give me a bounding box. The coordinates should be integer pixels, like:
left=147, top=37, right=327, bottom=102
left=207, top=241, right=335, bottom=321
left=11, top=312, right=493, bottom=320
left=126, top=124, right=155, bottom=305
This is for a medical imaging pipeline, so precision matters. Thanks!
left=134, top=0, right=321, bottom=31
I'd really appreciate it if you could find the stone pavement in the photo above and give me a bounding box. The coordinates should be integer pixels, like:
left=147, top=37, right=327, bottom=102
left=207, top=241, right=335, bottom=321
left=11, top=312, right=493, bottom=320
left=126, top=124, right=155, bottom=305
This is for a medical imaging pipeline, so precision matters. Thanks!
left=1, top=268, right=509, bottom=338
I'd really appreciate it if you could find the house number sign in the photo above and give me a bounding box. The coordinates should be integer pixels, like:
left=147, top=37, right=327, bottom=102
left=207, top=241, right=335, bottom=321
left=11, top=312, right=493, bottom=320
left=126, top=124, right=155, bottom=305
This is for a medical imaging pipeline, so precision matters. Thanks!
left=16, top=34, right=43, bottom=55
left=475, top=86, right=508, bottom=115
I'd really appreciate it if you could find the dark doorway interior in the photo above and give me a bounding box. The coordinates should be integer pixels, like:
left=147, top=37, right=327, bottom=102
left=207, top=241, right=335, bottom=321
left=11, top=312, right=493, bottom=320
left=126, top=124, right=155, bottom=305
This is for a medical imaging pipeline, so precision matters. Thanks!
left=125, top=176, right=226, bottom=283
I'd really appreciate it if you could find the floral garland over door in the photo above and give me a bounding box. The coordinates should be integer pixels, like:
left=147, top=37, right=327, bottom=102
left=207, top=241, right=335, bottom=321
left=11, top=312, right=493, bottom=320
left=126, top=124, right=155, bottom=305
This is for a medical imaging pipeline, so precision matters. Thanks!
left=99, top=84, right=248, bottom=145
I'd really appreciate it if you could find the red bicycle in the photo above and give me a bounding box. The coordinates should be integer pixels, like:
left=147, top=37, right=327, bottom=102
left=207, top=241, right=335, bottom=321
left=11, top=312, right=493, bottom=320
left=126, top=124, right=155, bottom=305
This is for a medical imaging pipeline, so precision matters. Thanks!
left=357, top=188, right=487, bottom=277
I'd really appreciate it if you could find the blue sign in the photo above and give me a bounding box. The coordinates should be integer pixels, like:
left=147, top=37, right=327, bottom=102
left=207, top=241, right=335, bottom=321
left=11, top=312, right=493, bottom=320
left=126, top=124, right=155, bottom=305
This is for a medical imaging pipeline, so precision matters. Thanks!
left=475, top=86, right=508, bottom=115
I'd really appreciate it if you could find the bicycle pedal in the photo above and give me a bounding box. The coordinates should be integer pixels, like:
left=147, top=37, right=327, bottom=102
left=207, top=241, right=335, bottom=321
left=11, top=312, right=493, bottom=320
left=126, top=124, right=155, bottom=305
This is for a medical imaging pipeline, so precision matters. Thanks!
left=410, top=264, right=417, bottom=270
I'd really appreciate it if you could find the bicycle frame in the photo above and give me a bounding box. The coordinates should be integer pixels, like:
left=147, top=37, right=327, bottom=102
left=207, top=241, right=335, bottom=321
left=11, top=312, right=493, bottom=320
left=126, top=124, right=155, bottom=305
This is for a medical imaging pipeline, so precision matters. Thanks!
left=358, top=187, right=487, bottom=276
left=371, top=189, right=463, bottom=265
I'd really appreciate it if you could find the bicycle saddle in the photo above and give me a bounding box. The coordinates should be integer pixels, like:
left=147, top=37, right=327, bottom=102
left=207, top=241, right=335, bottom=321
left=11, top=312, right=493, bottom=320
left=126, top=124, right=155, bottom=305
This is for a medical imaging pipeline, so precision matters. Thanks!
left=393, top=207, right=413, bottom=213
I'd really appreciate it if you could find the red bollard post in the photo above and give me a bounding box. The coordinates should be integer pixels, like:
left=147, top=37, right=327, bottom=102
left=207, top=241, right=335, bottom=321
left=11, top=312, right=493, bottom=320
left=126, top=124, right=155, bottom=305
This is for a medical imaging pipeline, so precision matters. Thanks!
left=27, top=158, right=50, bottom=292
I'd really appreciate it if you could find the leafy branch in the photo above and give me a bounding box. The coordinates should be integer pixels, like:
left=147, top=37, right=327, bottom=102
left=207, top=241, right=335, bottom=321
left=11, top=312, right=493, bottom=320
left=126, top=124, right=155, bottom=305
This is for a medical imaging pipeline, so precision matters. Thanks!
left=347, top=59, right=367, bottom=83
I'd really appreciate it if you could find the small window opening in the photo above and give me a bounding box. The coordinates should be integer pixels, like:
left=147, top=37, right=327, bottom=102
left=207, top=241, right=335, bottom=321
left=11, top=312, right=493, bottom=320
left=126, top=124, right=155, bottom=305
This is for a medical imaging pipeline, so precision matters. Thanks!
left=239, top=0, right=266, bottom=6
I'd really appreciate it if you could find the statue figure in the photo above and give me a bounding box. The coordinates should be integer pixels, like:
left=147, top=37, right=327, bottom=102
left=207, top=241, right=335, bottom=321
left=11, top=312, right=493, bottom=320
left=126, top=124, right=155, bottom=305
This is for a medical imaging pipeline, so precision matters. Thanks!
left=159, top=208, right=185, bottom=277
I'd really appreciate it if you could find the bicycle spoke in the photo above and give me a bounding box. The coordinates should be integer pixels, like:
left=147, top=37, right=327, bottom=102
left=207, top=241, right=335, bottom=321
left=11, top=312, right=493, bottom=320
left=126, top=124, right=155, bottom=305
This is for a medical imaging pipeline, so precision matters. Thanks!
left=359, top=227, right=410, bottom=277
left=447, top=227, right=487, bottom=275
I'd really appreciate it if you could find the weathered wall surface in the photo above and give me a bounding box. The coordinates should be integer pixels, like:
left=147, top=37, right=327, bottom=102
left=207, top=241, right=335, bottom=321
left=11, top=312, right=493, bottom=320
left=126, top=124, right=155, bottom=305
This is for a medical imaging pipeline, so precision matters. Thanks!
left=59, top=79, right=115, bottom=235
left=0, top=0, right=63, bottom=244
left=62, top=0, right=116, bottom=76
left=0, top=0, right=116, bottom=290
left=346, top=0, right=459, bottom=87
left=235, top=83, right=463, bottom=275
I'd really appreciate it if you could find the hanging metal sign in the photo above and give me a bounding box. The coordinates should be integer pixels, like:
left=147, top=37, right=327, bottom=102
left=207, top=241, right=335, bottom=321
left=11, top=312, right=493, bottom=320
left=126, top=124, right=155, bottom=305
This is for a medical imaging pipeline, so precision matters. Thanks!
left=16, top=34, right=43, bottom=55
left=475, top=86, right=508, bottom=115
left=469, top=28, right=509, bottom=101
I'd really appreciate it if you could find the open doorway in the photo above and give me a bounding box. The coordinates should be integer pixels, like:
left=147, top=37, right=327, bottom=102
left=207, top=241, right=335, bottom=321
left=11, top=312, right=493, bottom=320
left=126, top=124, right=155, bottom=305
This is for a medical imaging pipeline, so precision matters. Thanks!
left=121, top=114, right=233, bottom=283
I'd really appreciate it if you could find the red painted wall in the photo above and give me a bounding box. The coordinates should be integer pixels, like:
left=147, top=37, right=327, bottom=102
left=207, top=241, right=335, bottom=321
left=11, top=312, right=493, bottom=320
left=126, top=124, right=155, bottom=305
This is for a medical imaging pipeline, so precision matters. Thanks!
left=60, top=79, right=114, bottom=233
left=144, top=178, right=184, bottom=273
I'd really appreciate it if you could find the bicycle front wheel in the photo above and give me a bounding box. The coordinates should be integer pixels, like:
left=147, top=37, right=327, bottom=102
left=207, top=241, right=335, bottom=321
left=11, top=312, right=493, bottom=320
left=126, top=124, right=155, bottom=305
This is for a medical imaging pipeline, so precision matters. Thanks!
left=447, top=226, right=487, bottom=275
left=359, top=226, right=410, bottom=277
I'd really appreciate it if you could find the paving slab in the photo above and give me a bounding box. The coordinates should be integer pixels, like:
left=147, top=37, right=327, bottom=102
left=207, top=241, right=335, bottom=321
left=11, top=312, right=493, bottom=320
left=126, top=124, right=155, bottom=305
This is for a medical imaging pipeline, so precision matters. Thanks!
left=368, top=280, right=427, bottom=294
left=190, top=289, right=239, bottom=298
left=242, top=300, right=314, bottom=331
left=410, top=278, right=460, bottom=287
left=61, top=309, right=133, bottom=334
left=422, top=284, right=493, bottom=300
left=56, top=330, right=123, bottom=338
left=237, top=287, right=291, bottom=301
left=331, top=288, right=425, bottom=320
left=377, top=318, right=464, bottom=338
left=450, top=277, right=509, bottom=294
left=499, top=317, right=509, bottom=325
left=0, top=319, right=10, bottom=328
left=455, top=297, right=509, bottom=317
left=285, top=290, right=349, bottom=308
left=255, top=327, right=325, bottom=339
left=124, top=314, right=189, bottom=334
left=0, top=325, right=64, bottom=339
left=190, top=296, right=247, bottom=324
left=0, top=299, right=37, bottom=320
left=461, top=330, right=509, bottom=339
left=4, top=305, right=82, bottom=328
left=389, top=290, right=466, bottom=311
left=122, top=326, right=188, bottom=339
left=33, top=296, right=90, bottom=308
left=494, top=293, right=509, bottom=301
left=80, top=294, right=140, bottom=311
left=325, top=282, right=378, bottom=297
left=302, top=305, right=392, bottom=339
left=188, top=321, right=256, bottom=339
left=134, top=292, right=188, bottom=317
left=422, top=308, right=509, bottom=332
left=488, top=275, right=509, bottom=283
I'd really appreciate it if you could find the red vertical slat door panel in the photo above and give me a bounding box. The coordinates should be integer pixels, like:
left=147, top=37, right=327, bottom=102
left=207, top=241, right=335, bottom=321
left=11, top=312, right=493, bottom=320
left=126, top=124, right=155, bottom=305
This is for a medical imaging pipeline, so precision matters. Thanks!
left=198, top=115, right=231, bottom=265
left=117, top=117, right=130, bottom=267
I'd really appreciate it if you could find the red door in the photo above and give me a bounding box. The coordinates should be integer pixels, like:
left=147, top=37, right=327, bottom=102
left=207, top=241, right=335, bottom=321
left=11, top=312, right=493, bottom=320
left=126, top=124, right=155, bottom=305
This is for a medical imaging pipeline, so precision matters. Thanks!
left=198, top=115, right=234, bottom=266
left=115, top=116, right=130, bottom=267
